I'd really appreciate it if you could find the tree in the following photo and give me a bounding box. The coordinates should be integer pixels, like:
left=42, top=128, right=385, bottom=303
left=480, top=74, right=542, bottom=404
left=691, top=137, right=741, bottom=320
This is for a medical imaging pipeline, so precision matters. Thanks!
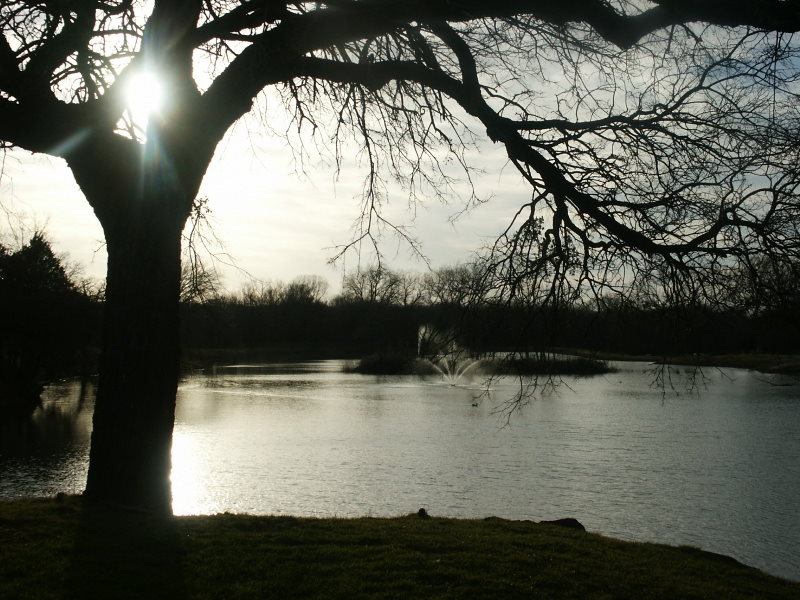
left=424, top=264, right=491, bottom=307
left=340, top=265, right=403, bottom=304
left=284, top=275, right=329, bottom=304
left=2, top=1, right=800, bottom=513
left=0, top=232, right=95, bottom=410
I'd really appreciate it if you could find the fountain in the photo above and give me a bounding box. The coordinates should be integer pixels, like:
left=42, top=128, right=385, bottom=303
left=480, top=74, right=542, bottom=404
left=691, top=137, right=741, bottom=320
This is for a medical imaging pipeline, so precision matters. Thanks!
left=427, top=355, right=482, bottom=385
left=417, top=324, right=481, bottom=385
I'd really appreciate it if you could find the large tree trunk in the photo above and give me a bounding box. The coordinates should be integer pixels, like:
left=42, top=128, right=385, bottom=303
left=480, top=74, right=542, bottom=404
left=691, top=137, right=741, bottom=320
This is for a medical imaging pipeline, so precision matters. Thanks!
left=68, top=134, right=198, bottom=514
left=83, top=209, right=185, bottom=513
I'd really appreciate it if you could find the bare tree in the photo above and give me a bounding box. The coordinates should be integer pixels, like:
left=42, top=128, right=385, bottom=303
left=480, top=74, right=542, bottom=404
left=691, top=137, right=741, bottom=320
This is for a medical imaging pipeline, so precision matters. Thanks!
left=1, top=1, right=799, bottom=513
left=424, top=263, right=492, bottom=306
left=285, top=274, right=329, bottom=303
left=394, top=271, right=428, bottom=307
left=340, top=264, right=402, bottom=304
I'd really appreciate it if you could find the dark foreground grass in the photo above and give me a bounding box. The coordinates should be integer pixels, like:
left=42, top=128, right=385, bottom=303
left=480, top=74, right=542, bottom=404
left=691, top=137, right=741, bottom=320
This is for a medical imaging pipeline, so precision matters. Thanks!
left=1, top=497, right=798, bottom=600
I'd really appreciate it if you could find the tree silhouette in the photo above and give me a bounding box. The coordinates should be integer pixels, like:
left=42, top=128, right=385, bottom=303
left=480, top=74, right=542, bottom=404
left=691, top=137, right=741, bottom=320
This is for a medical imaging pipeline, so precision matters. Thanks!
left=0, top=232, right=94, bottom=410
left=1, top=1, right=799, bottom=513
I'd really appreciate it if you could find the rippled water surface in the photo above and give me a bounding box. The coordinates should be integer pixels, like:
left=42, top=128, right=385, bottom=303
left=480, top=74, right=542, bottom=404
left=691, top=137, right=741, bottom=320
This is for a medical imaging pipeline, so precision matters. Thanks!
left=1, top=360, right=798, bottom=581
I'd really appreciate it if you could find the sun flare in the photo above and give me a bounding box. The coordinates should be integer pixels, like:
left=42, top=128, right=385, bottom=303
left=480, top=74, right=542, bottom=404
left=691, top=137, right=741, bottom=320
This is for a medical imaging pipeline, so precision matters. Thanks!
left=124, top=69, right=166, bottom=123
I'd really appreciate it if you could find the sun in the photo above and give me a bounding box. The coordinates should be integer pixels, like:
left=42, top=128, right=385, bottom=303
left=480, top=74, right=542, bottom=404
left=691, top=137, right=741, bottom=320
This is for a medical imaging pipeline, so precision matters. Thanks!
left=123, top=69, right=166, bottom=125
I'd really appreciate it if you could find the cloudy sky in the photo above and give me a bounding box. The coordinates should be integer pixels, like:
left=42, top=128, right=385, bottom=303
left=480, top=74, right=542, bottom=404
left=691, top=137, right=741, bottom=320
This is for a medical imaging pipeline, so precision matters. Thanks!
left=1, top=110, right=529, bottom=295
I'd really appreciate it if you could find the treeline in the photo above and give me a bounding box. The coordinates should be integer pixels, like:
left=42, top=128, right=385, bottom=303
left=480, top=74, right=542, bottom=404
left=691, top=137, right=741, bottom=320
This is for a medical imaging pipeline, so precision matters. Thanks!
left=181, top=264, right=800, bottom=358
left=3, top=241, right=799, bottom=409
left=181, top=264, right=517, bottom=355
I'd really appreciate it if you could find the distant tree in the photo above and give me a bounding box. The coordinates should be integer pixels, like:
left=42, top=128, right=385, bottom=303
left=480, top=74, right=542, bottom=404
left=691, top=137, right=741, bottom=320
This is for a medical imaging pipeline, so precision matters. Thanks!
left=284, top=275, right=329, bottom=304
left=394, top=272, right=427, bottom=307
left=0, top=232, right=95, bottom=409
left=223, top=277, right=329, bottom=306
left=424, top=263, right=491, bottom=307
left=231, top=281, right=284, bottom=307
left=1, top=1, right=799, bottom=512
left=340, top=265, right=402, bottom=304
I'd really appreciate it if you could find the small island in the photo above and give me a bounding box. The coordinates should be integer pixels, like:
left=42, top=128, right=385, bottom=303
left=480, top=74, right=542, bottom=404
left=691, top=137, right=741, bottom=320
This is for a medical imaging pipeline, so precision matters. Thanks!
left=347, top=352, right=614, bottom=376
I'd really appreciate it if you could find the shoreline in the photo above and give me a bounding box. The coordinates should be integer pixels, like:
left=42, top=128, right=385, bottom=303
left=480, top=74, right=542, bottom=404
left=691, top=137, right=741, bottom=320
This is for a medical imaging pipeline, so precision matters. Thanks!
left=557, top=349, right=800, bottom=375
left=2, top=496, right=798, bottom=598
left=183, top=347, right=800, bottom=376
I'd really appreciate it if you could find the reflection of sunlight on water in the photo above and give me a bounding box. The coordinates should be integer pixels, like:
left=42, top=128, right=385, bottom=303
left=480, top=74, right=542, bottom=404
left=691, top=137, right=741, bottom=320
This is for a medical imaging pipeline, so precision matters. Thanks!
left=171, top=430, right=211, bottom=515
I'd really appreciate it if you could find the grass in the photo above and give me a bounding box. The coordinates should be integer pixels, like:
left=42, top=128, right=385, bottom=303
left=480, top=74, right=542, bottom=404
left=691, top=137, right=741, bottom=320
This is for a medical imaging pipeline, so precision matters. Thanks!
left=1, top=497, right=798, bottom=599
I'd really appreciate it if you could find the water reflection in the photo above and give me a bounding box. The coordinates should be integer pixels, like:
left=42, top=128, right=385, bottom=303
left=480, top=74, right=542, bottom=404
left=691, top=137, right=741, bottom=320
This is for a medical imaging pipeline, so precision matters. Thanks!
left=0, top=379, right=94, bottom=498
left=1, top=379, right=93, bottom=457
left=0, top=362, right=798, bottom=581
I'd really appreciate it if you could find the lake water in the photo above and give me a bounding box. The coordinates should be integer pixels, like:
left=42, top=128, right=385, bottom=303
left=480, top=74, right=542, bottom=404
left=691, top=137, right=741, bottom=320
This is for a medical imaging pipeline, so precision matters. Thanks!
left=1, top=359, right=799, bottom=581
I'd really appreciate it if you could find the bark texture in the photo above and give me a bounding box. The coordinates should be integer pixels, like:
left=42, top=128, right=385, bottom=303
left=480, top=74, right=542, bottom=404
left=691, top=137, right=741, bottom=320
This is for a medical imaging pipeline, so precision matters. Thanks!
left=67, top=134, right=197, bottom=513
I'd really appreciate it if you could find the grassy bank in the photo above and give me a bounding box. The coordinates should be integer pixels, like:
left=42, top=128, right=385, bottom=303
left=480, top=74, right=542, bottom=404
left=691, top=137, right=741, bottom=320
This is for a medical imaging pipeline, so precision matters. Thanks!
left=2, top=497, right=797, bottom=599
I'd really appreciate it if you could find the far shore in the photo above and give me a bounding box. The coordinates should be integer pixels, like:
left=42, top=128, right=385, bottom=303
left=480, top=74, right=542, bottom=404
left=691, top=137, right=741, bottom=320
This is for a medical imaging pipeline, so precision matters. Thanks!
left=182, top=346, right=800, bottom=376
left=558, top=349, right=800, bottom=375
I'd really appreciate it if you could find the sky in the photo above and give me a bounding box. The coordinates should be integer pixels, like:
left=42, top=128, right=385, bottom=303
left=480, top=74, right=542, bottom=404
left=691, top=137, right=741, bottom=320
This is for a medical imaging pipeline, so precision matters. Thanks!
left=0, top=112, right=529, bottom=296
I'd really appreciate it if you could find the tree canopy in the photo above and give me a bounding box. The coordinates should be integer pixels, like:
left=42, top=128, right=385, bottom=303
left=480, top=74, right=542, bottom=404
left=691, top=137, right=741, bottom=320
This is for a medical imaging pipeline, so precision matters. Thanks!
left=2, top=2, right=799, bottom=302
left=2, top=1, right=800, bottom=512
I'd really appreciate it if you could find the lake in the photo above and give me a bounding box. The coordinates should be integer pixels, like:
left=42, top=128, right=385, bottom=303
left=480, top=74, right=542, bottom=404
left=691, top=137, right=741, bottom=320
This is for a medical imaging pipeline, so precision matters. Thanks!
left=1, top=359, right=798, bottom=581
